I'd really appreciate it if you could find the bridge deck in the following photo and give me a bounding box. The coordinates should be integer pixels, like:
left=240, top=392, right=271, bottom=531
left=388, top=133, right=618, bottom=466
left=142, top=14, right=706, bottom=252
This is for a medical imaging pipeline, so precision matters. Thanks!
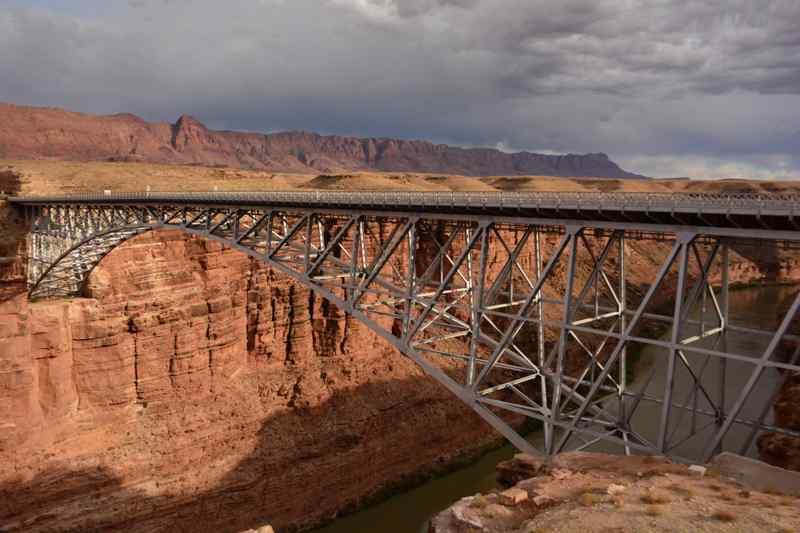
left=9, top=191, right=800, bottom=234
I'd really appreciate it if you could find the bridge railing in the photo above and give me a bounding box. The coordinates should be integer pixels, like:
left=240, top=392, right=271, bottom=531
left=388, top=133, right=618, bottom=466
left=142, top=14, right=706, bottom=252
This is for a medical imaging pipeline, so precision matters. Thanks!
left=9, top=190, right=800, bottom=216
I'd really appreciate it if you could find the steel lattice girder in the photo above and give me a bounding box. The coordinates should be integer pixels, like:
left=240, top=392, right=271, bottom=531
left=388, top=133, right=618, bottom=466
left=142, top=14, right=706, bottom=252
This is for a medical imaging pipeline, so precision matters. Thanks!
left=18, top=201, right=800, bottom=463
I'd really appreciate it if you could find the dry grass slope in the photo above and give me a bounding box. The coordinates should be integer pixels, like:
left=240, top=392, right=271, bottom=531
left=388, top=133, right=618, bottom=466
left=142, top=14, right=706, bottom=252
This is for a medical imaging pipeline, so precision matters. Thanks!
left=5, top=159, right=800, bottom=197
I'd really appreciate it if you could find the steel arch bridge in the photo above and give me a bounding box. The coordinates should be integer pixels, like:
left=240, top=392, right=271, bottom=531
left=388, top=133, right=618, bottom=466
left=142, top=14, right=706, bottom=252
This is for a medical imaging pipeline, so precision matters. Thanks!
left=9, top=191, right=800, bottom=463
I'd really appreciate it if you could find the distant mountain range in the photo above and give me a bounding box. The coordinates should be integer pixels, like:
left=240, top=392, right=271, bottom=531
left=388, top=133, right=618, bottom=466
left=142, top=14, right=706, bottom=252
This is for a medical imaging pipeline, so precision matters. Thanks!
left=0, top=103, right=646, bottom=179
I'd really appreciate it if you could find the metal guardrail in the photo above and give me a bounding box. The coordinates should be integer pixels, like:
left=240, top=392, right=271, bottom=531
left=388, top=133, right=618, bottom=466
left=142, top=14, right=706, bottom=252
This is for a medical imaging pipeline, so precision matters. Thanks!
left=9, top=190, right=800, bottom=217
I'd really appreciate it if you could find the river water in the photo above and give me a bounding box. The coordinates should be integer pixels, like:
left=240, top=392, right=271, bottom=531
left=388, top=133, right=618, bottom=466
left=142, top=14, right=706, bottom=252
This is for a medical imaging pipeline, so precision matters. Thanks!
left=312, top=285, right=797, bottom=533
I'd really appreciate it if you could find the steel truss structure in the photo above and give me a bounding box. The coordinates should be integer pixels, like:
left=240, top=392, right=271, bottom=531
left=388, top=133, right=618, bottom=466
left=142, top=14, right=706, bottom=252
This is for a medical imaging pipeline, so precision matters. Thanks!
left=11, top=193, right=800, bottom=463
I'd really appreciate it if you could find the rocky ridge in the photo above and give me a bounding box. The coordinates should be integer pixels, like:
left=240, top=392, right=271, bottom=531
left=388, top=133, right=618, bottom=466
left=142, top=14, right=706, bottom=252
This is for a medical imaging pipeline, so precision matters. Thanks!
left=0, top=103, right=645, bottom=178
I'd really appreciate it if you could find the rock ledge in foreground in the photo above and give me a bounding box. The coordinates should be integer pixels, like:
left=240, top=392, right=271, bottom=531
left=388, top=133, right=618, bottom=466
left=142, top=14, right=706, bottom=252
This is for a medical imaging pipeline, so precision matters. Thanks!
left=430, top=452, right=800, bottom=533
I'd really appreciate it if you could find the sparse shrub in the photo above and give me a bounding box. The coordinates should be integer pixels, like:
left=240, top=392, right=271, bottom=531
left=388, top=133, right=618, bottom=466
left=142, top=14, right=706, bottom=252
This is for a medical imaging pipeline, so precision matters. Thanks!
left=637, top=469, right=662, bottom=479
left=485, top=505, right=502, bottom=518
left=668, top=483, right=695, bottom=500
left=580, top=493, right=602, bottom=507
left=470, top=494, right=489, bottom=509
left=526, top=527, right=552, bottom=533
left=525, top=527, right=552, bottom=533
left=645, top=505, right=663, bottom=516
left=738, top=490, right=751, bottom=498
left=711, top=509, right=736, bottom=522
left=640, top=488, right=671, bottom=504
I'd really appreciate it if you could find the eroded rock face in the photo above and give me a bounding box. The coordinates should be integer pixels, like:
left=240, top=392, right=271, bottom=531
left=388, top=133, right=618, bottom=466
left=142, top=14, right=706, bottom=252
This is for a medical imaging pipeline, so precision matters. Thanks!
left=0, top=196, right=35, bottom=452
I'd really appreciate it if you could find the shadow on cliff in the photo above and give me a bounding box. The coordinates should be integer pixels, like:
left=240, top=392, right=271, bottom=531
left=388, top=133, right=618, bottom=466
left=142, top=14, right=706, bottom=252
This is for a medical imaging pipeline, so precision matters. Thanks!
left=0, top=372, right=502, bottom=533
left=0, top=172, right=27, bottom=304
left=730, top=241, right=784, bottom=281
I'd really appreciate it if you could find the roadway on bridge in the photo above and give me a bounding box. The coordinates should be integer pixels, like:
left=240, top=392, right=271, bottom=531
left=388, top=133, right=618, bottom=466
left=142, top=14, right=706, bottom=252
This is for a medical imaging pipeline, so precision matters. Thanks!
left=10, top=190, right=800, bottom=235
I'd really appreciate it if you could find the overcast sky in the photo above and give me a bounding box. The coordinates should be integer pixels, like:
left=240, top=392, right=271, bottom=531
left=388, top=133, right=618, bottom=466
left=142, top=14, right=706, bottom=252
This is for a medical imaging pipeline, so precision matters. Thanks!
left=2, top=0, right=799, bottom=179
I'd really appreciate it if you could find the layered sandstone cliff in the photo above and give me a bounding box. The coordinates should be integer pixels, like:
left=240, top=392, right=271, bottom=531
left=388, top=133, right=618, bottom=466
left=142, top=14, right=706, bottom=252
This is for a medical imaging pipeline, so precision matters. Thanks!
left=0, top=103, right=644, bottom=178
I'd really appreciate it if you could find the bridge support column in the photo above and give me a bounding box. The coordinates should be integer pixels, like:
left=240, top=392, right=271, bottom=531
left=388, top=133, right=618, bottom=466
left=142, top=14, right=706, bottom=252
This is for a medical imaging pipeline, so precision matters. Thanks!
left=716, top=242, right=729, bottom=456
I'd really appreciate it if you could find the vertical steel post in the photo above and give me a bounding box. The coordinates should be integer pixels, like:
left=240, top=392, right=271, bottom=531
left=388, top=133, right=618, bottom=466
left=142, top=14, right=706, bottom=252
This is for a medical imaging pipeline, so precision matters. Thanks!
left=265, top=211, right=274, bottom=258
left=304, top=214, right=313, bottom=273
left=468, top=223, right=490, bottom=386
left=552, top=227, right=580, bottom=452
left=317, top=218, right=326, bottom=251
left=715, top=242, right=729, bottom=455
left=534, top=227, right=551, bottom=450
left=359, top=218, right=367, bottom=273
left=233, top=210, right=241, bottom=242
left=403, top=223, right=417, bottom=339
left=657, top=234, right=691, bottom=452
left=618, top=233, right=628, bottom=435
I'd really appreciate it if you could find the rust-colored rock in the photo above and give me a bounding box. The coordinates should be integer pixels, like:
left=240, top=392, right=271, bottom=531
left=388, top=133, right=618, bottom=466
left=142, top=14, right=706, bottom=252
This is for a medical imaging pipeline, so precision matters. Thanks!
left=0, top=103, right=644, bottom=178
left=757, top=432, right=800, bottom=472
left=758, top=368, right=800, bottom=472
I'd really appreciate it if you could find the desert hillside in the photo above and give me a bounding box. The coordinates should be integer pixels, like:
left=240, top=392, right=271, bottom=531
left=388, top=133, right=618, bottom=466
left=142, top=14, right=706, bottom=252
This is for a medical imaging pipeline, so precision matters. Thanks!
left=3, top=159, right=800, bottom=197
left=0, top=103, right=645, bottom=179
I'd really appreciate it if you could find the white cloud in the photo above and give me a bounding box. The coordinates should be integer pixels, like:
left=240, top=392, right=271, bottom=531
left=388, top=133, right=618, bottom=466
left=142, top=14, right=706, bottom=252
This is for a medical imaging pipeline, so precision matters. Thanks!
left=328, top=0, right=397, bottom=21
left=619, top=154, right=800, bottom=180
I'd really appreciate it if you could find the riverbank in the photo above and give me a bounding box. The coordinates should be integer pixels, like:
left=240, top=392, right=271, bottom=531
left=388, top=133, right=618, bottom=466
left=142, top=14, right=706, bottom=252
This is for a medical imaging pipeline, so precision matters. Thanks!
left=430, top=451, right=800, bottom=533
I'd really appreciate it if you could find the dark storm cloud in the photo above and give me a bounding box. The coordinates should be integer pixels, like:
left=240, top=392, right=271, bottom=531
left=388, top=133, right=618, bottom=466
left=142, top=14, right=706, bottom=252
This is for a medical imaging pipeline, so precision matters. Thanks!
left=1, top=0, right=799, bottom=178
